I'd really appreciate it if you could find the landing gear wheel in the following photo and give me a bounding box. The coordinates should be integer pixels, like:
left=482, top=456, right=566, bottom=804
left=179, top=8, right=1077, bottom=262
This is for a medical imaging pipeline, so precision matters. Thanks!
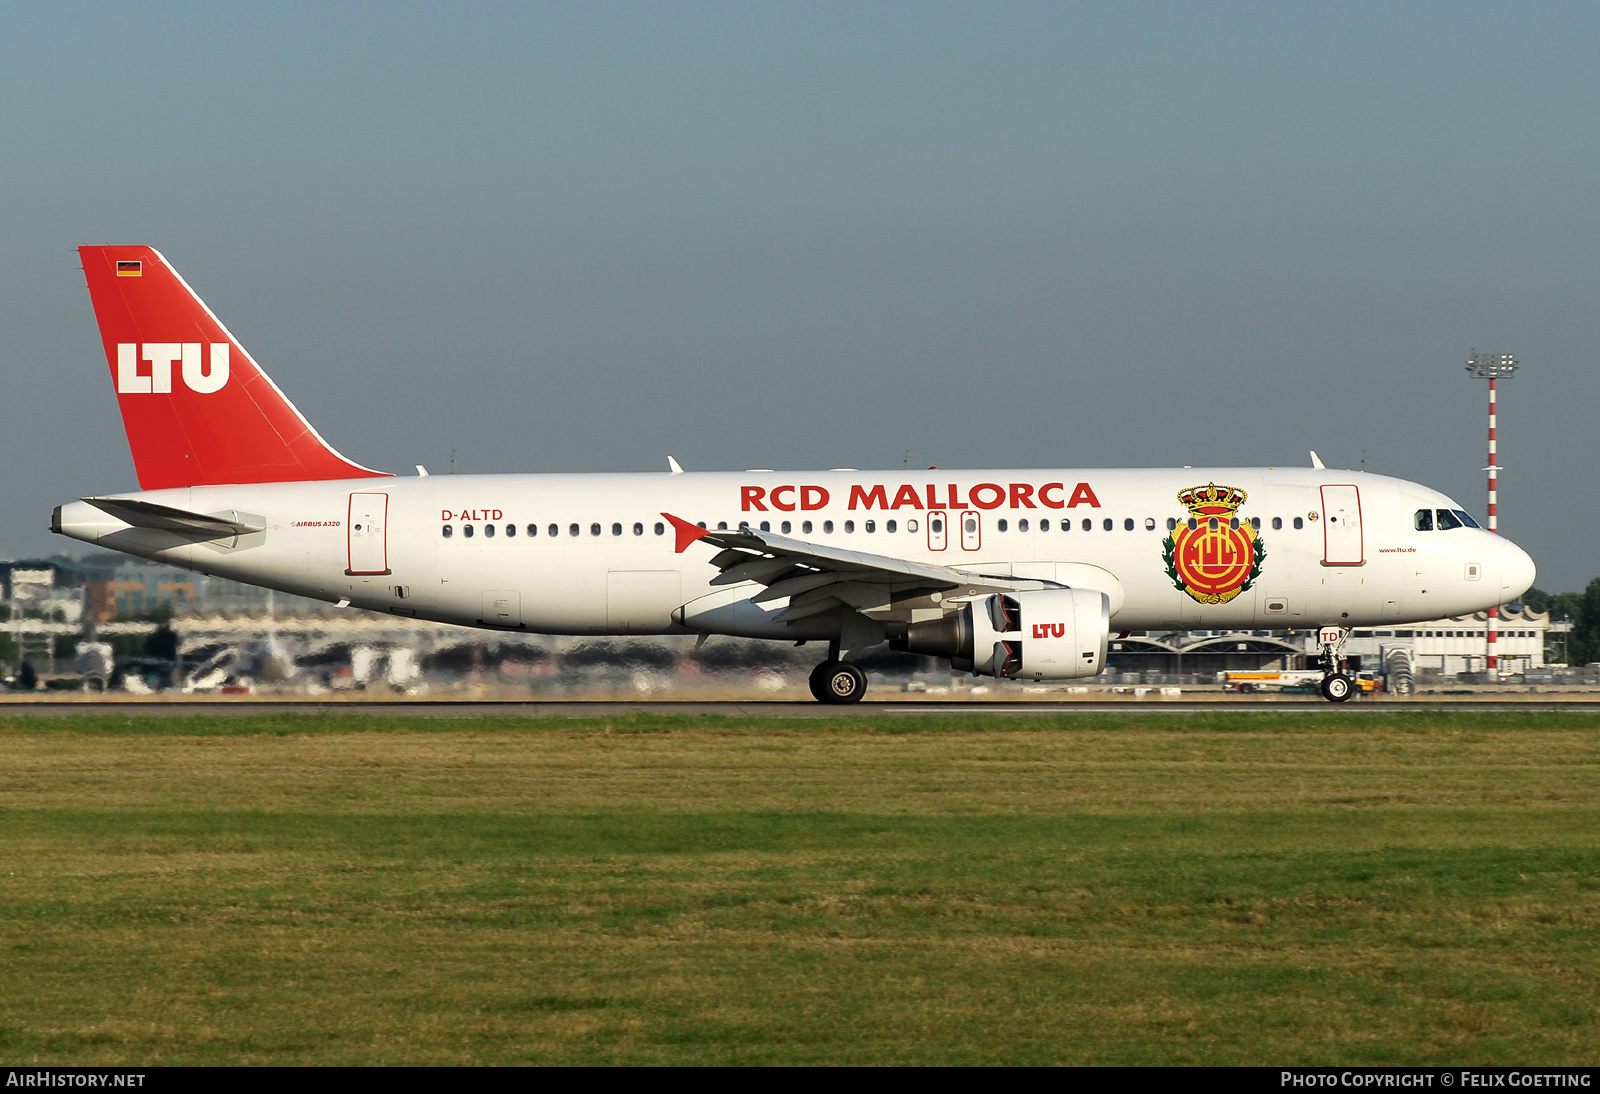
left=809, top=660, right=867, bottom=704
left=1320, top=673, right=1354, bottom=703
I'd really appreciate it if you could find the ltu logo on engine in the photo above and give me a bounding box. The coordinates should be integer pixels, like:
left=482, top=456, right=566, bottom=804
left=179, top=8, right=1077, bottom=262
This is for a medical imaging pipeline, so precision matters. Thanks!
left=116, top=343, right=230, bottom=394
left=1031, top=623, right=1066, bottom=639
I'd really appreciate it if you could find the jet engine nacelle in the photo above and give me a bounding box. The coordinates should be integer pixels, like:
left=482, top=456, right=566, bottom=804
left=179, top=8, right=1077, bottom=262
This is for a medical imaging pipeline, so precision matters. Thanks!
left=889, top=588, right=1109, bottom=680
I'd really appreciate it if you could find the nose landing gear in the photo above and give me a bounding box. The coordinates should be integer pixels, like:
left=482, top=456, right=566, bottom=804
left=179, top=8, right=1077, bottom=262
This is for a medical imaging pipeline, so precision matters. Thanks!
left=1317, top=626, right=1354, bottom=703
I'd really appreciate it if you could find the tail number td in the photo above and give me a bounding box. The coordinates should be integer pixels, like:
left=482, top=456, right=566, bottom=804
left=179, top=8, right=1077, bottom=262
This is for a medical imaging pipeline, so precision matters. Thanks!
left=116, top=343, right=230, bottom=395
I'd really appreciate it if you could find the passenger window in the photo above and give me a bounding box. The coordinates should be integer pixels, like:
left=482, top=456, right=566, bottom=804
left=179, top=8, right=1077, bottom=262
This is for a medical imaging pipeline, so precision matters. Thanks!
left=997, top=519, right=1008, bottom=532
left=717, top=522, right=728, bottom=531
left=1103, top=518, right=1113, bottom=531
left=906, top=519, right=917, bottom=533
left=931, top=518, right=942, bottom=533
left=1249, top=517, right=1260, bottom=531
left=1125, top=518, right=1135, bottom=531
left=591, top=523, right=602, bottom=536
left=654, top=522, right=665, bottom=536
left=1188, top=518, right=1199, bottom=531
left=569, top=524, right=579, bottom=537
left=485, top=523, right=495, bottom=538
left=1414, top=509, right=1433, bottom=531
left=1436, top=509, right=1462, bottom=530
left=965, top=518, right=977, bottom=533
left=442, top=524, right=453, bottom=538
left=1455, top=510, right=1480, bottom=528
left=506, top=524, right=515, bottom=537
left=1040, top=519, right=1050, bottom=532
left=634, top=522, right=643, bottom=536
left=1167, top=518, right=1178, bottom=531
left=824, top=520, right=834, bottom=533
left=528, top=524, right=538, bottom=536
left=887, top=520, right=897, bottom=533
left=1145, top=518, right=1156, bottom=531
left=1229, top=518, right=1239, bottom=530
left=865, top=520, right=875, bottom=533
left=1018, top=519, right=1029, bottom=532
left=844, top=520, right=855, bottom=533
left=1272, top=517, right=1282, bottom=530
left=1293, top=517, right=1303, bottom=530
left=781, top=521, right=792, bottom=533
left=464, top=524, right=475, bottom=538
left=1083, top=519, right=1092, bottom=531
left=1208, top=518, right=1219, bottom=531
left=612, top=523, right=622, bottom=536
left=739, top=521, right=750, bottom=532
left=760, top=521, right=770, bottom=532
left=803, top=521, right=813, bottom=533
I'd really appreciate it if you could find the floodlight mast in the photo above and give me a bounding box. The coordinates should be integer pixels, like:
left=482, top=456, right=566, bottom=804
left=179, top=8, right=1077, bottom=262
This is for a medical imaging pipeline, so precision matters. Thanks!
left=1465, top=350, right=1517, bottom=672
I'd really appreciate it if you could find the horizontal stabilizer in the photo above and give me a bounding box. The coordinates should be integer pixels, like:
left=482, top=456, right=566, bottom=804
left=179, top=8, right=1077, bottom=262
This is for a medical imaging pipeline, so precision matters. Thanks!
left=82, top=496, right=265, bottom=539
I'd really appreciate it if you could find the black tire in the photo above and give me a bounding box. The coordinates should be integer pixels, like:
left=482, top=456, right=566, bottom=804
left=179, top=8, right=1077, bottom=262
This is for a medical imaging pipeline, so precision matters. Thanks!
left=1320, top=673, right=1354, bottom=703
left=809, top=660, right=867, bottom=704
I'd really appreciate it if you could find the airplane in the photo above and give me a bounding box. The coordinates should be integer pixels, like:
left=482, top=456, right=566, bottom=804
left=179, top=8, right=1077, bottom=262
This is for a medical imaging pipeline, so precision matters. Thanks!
left=51, top=245, right=1537, bottom=703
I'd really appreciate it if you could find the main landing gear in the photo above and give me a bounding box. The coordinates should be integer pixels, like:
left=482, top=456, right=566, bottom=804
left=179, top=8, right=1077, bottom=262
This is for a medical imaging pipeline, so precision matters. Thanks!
left=809, top=660, right=867, bottom=704
left=808, top=638, right=868, bottom=704
left=1318, top=626, right=1354, bottom=703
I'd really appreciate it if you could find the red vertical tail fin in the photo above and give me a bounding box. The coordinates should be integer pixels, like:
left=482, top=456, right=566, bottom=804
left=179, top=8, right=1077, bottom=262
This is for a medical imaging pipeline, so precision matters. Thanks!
left=77, top=245, right=389, bottom=489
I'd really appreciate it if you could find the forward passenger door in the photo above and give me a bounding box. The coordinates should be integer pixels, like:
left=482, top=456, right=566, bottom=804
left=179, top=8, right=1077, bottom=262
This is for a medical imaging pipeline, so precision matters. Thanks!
left=1320, top=485, right=1363, bottom=565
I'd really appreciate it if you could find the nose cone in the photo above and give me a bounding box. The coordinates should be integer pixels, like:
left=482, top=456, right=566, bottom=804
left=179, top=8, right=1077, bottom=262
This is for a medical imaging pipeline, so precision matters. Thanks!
left=1499, top=539, right=1537, bottom=602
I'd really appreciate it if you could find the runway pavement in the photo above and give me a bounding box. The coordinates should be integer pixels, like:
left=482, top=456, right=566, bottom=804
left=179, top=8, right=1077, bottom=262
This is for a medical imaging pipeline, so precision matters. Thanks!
left=2, top=696, right=1598, bottom=716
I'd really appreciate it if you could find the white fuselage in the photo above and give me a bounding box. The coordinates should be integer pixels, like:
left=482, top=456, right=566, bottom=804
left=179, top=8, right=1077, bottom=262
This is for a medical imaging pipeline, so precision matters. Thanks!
left=55, top=467, right=1535, bottom=640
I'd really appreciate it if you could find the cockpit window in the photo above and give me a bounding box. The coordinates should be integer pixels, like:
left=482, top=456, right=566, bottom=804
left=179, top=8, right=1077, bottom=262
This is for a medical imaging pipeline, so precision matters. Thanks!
left=1435, top=509, right=1463, bottom=530
left=1454, top=510, right=1480, bottom=528
left=1414, top=509, right=1433, bottom=531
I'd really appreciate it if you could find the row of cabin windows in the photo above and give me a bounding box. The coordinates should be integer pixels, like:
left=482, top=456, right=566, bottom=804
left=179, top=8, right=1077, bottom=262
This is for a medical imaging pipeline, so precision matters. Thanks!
left=1357, top=629, right=1536, bottom=638
left=441, top=514, right=1321, bottom=540
left=442, top=521, right=670, bottom=539
left=735, top=516, right=1307, bottom=534
left=1414, top=509, right=1482, bottom=531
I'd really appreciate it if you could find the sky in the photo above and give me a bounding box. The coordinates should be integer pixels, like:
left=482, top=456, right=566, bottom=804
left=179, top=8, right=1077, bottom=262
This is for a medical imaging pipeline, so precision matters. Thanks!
left=2, top=2, right=1596, bottom=590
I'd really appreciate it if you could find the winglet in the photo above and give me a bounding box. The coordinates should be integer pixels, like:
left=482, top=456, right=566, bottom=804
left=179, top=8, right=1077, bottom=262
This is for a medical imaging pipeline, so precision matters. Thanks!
left=662, top=512, right=711, bottom=554
left=667, top=456, right=685, bottom=474
left=1309, top=450, right=1326, bottom=469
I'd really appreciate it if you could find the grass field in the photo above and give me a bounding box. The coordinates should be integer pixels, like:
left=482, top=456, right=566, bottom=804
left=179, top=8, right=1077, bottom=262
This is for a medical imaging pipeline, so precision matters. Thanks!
left=1, top=709, right=1597, bottom=1065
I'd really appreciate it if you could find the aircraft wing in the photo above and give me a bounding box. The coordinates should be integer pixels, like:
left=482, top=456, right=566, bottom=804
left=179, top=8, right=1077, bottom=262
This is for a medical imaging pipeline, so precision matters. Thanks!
left=662, top=512, right=1061, bottom=622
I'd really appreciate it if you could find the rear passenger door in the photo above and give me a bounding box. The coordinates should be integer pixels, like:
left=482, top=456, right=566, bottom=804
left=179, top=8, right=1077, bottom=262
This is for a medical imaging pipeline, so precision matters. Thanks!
left=347, top=492, right=390, bottom=575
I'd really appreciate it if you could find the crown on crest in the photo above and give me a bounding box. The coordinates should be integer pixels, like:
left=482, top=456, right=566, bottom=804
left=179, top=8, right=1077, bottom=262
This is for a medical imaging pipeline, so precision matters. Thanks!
left=1177, top=483, right=1247, bottom=516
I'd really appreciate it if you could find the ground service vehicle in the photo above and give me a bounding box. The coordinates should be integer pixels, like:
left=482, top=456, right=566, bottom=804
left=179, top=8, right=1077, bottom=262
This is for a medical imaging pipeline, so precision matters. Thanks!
left=1220, top=670, right=1326, bottom=694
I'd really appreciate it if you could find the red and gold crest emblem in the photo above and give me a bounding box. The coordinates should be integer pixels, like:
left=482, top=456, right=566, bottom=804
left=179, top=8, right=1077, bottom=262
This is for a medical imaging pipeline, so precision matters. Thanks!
left=1162, top=483, right=1266, bottom=605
